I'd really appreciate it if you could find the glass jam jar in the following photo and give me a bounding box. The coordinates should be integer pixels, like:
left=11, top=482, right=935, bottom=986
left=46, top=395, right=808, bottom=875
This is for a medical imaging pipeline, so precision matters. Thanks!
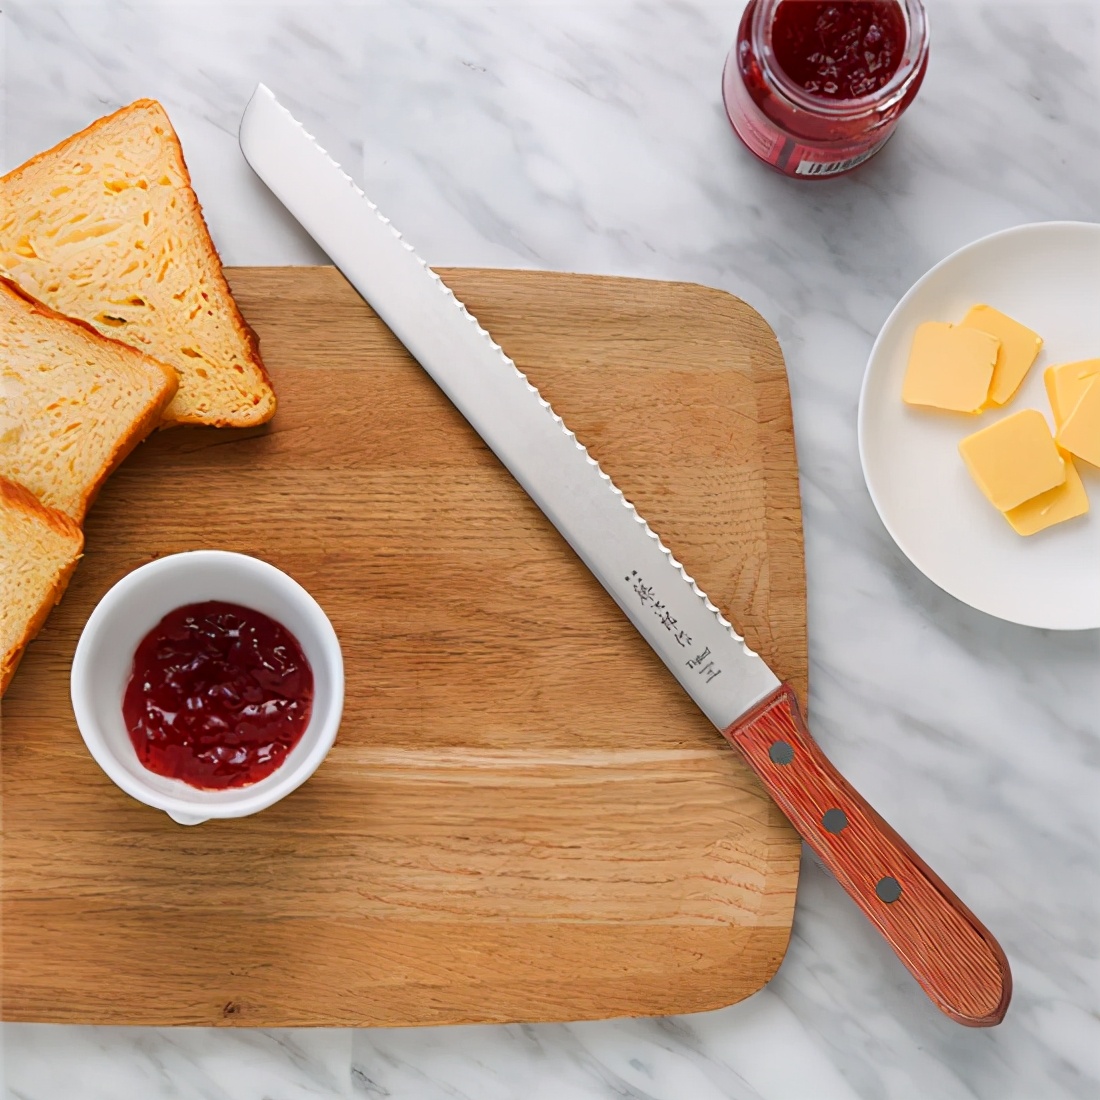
left=723, top=0, right=929, bottom=179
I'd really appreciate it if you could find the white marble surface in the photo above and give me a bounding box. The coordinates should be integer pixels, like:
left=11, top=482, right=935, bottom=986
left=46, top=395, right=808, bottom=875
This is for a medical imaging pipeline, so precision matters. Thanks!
left=2, top=1, right=1099, bottom=1097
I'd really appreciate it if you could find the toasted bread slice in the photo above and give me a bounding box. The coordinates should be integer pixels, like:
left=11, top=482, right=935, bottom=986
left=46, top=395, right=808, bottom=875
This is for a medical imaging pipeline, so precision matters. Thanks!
left=0, top=477, right=84, bottom=695
left=0, top=276, right=178, bottom=523
left=0, top=98, right=275, bottom=427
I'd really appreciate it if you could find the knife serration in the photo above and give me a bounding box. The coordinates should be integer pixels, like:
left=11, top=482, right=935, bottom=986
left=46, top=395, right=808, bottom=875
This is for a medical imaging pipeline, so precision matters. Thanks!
left=239, top=84, right=780, bottom=729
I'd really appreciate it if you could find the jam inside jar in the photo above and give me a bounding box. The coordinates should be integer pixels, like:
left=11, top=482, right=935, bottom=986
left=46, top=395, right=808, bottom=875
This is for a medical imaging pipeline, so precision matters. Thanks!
left=723, top=0, right=929, bottom=178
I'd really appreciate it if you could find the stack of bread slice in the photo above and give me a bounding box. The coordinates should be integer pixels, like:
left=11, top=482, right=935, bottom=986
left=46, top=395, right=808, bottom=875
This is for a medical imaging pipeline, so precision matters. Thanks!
left=1, top=100, right=276, bottom=695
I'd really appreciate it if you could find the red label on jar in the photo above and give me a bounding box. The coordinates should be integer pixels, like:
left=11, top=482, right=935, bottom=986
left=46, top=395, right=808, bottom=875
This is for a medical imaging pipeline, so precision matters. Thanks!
left=731, top=98, right=784, bottom=162
left=789, top=142, right=889, bottom=177
left=724, top=57, right=890, bottom=176
left=723, top=56, right=789, bottom=167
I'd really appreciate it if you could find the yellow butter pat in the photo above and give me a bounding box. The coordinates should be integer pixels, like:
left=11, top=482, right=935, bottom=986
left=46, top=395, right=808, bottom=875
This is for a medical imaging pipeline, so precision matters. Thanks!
left=902, top=321, right=999, bottom=413
left=1045, top=359, right=1100, bottom=428
left=960, top=304, right=1043, bottom=407
left=1004, top=456, right=1089, bottom=535
left=1056, top=377, right=1100, bottom=467
left=959, top=409, right=1065, bottom=512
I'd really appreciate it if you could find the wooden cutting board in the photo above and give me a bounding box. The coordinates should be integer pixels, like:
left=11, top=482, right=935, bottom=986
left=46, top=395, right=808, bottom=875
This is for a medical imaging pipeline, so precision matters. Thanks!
left=0, top=267, right=804, bottom=1027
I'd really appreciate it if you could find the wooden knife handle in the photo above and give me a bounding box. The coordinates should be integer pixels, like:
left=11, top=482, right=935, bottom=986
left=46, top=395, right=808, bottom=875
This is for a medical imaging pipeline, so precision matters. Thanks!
left=723, top=684, right=1011, bottom=1027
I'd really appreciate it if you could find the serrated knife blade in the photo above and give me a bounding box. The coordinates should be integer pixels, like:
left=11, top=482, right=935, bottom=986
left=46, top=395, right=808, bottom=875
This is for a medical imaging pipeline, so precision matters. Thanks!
left=239, top=83, right=1011, bottom=1027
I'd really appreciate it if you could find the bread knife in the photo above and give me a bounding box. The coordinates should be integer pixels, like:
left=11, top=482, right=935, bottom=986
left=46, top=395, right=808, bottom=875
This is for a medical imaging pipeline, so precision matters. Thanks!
left=239, top=83, right=1011, bottom=1026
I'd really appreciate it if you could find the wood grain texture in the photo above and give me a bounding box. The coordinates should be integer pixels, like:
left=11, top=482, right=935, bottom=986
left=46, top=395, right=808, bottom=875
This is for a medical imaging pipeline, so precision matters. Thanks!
left=0, top=266, right=805, bottom=1027
left=723, top=686, right=1011, bottom=1027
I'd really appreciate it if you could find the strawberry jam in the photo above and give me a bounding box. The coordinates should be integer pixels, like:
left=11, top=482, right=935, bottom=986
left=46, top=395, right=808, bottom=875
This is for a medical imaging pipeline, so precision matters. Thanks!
left=723, top=0, right=928, bottom=178
left=771, top=2, right=907, bottom=100
left=123, top=601, right=313, bottom=790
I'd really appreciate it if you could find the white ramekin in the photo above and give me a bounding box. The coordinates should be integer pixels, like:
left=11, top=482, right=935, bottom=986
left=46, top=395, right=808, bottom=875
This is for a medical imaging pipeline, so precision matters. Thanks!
left=70, top=550, right=343, bottom=825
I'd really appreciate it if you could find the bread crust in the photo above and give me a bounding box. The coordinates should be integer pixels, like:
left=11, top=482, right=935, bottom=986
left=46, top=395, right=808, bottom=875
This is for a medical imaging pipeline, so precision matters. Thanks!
left=2, top=98, right=276, bottom=428
left=134, top=100, right=276, bottom=427
left=0, top=275, right=179, bottom=524
left=0, top=477, right=84, bottom=696
left=0, top=99, right=163, bottom=183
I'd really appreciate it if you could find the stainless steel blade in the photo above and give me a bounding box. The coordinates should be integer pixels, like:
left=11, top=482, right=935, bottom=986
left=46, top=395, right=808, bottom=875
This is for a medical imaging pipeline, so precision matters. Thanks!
left=239, top=83, right=779, bottom=729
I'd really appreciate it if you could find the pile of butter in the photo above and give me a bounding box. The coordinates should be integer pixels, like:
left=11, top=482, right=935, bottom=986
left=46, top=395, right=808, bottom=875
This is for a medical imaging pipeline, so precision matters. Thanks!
left=902, top=305, right=1098, bottom=535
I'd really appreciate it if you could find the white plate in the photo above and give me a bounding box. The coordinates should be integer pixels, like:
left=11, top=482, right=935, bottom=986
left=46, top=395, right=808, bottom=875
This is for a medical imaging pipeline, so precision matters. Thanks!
left=858, top=222, right=1100, bottom=630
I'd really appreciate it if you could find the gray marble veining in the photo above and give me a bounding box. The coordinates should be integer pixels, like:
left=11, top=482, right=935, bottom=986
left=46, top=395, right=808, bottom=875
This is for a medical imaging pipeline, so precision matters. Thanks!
left=2, top=2, right=1099, bottom=1098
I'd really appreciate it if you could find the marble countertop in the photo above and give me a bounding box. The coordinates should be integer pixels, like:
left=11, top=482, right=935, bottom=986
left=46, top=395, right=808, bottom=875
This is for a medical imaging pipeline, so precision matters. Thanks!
left=2, top=1, right=1098, bottom=1098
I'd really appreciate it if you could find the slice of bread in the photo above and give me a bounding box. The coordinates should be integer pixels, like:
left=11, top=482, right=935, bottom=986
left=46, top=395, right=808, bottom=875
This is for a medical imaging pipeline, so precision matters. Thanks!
left=0, top=275, right=178, bottom=523
left=0, top=477, right=84, bottom=695
left=0, top=98, right=275, bottom=428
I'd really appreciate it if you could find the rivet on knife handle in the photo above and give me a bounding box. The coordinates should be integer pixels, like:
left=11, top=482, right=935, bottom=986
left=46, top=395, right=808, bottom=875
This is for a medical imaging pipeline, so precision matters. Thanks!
left=723, top=685, right=1012, bottom=1027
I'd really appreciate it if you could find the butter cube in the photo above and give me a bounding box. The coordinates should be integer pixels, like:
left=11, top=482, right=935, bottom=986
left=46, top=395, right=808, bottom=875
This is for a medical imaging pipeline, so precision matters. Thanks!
left=959, top=409, right=1066, bottom=512
left=1056, top=377, right=1100, bottom=467
left=960, top=304, right=1043, bottom=406
left=902, top=321, right=999, bottom=414
left=1045, top=359, right=1100, bottom=428
left=1004, top=456, right=1089, bottom=535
